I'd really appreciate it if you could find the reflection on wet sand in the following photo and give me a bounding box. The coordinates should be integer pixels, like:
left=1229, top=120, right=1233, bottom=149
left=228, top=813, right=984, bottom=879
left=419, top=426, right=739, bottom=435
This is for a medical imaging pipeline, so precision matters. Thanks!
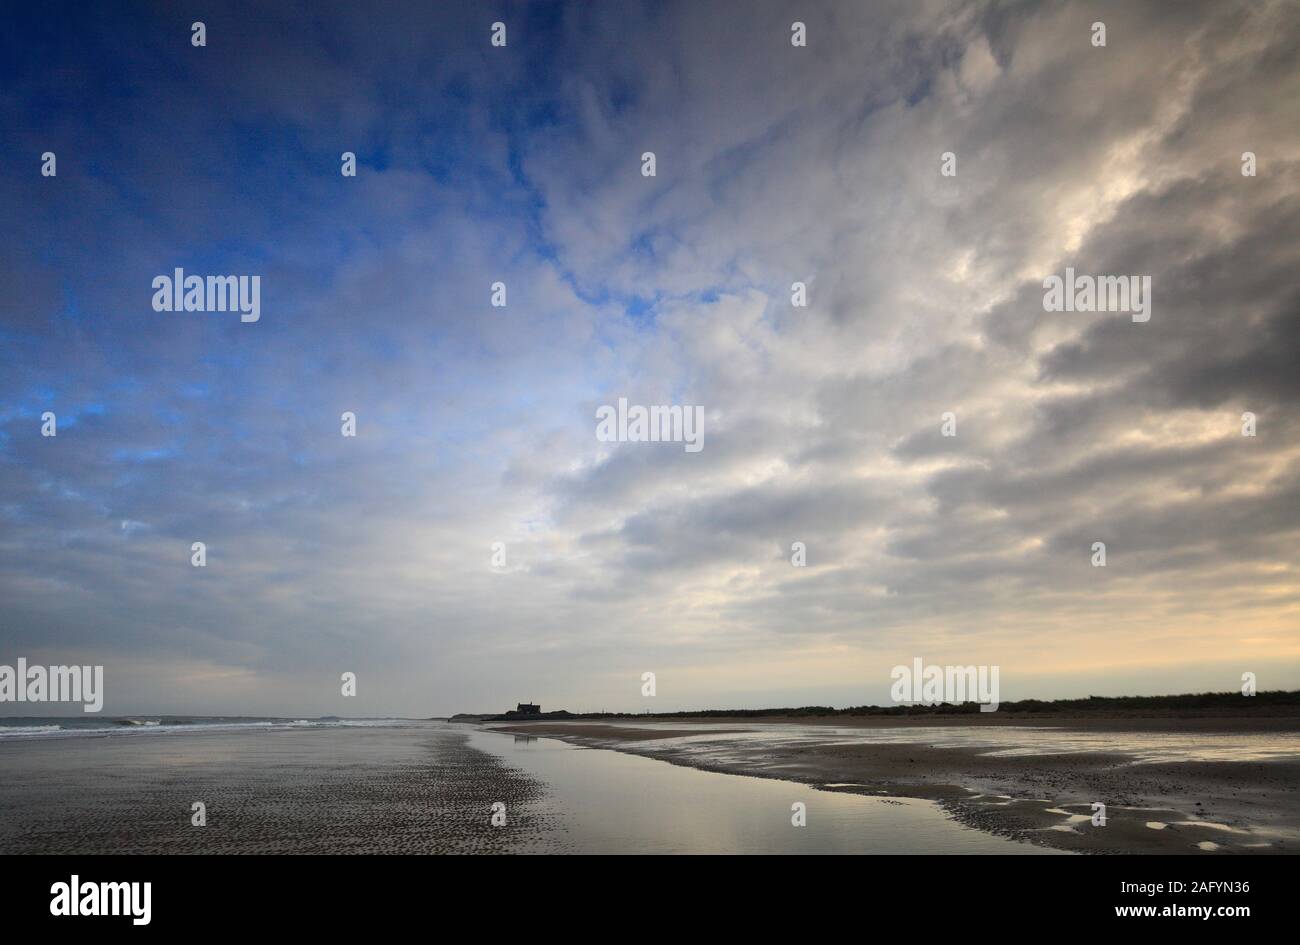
left=485, top=719, right=1300, bottom=854
left=470, top=730, right=1057, bottom=854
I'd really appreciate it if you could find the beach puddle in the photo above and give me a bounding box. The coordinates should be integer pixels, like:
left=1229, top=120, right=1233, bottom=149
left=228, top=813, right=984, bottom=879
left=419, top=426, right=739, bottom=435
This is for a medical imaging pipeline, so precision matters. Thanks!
left=470, top=730, right=1061, bottom=854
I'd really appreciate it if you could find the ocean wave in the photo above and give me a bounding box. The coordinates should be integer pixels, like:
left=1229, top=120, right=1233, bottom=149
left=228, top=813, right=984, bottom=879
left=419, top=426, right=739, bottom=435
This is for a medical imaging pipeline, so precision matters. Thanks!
left=0, top=718, right=424, bottom=740
left=0, top=724, right=62, bottom=737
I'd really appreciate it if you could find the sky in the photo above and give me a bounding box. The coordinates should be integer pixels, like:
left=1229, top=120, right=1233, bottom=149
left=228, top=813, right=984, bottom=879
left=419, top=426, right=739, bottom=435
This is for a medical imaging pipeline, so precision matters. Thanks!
left=1, top=0, right=1298, bottom=717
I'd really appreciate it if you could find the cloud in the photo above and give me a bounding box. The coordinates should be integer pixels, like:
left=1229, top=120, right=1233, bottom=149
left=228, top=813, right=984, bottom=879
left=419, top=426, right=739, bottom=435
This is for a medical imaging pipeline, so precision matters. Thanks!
left=1, top=0, right=1297, bottom=715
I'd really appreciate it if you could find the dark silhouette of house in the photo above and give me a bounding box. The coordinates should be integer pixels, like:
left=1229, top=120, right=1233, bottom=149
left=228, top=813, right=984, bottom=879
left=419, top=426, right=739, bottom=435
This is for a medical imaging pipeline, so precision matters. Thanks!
left=515, top=702, right=541, bottom=715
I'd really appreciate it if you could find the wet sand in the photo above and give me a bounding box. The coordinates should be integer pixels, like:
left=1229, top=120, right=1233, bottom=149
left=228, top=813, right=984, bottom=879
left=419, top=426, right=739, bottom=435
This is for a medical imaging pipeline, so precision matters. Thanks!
left=8, top=715, right=1296, bottom=854
left=470, top=729, right=1059, bottom=854
left=3, top=721, right=1047, bottom=855
left=485, top=716, right=1300, bottom=854
left=0, top=723, right=565, bottom=854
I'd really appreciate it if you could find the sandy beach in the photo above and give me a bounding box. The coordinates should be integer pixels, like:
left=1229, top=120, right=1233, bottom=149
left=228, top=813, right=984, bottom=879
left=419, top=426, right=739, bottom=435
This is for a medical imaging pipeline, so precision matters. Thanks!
left=485, top=714, right=1300, bottom=854
left=1, top=720, right=1060, bottom=854
left=3, top=714, right=1295, bottom=854
left=0, top=723, right=565, bottom=854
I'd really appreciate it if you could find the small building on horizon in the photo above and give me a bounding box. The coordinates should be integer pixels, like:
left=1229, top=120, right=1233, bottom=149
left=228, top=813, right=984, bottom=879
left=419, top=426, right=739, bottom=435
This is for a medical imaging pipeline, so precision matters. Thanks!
left=515, top=702, right=541, bottom=715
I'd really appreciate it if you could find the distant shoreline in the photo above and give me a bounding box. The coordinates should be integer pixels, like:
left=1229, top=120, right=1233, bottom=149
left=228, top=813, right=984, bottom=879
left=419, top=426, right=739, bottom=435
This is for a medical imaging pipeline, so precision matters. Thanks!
left=452, top=689, right=1300, bottom=726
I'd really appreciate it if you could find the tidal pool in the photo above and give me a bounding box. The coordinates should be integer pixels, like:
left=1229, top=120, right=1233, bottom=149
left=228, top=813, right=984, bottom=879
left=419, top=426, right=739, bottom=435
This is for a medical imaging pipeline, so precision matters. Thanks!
left=470, top=729, right=1059, bottom=854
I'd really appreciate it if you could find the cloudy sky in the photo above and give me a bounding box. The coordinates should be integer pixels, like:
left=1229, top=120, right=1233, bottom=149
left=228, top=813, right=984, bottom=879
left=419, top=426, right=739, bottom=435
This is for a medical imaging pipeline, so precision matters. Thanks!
left=2, top=0, right=1298, bottom=717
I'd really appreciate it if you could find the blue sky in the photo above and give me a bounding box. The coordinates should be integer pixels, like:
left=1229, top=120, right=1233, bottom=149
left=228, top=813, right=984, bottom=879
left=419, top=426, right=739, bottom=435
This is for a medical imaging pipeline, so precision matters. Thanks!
left=2, top=0, right=1299, bottom=716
